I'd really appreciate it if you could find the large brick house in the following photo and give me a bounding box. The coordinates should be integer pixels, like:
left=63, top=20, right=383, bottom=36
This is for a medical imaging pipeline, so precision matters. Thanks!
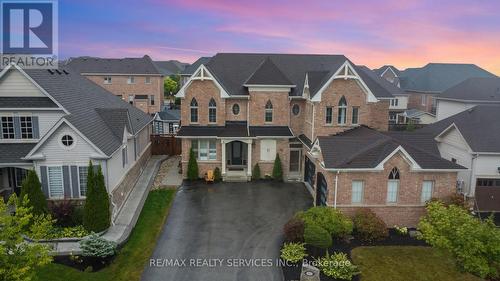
left=67, top=55, right=163, bottom=114
left=176, top=53, right=463, bottom=226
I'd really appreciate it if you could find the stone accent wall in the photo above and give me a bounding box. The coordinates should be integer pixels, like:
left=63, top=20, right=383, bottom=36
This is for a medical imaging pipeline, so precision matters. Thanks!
left=84, top=75, right=162, bottom=114
left=251, top=139, right=290, bottom=179
left=111, top=144, right=152, bottom=215
left=180, top=80, right=225, bottom=126
left=225, top=99, right=248, bottom=122
left=248, top=91, right=289, bottom=126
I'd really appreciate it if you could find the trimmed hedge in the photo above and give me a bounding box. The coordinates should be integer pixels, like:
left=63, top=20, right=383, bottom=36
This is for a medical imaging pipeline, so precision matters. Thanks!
left=252, top=164, right=261, bottom=180
left=304, top=223, right=332, bottom=249
left=297, top=207, right=353, bottom=239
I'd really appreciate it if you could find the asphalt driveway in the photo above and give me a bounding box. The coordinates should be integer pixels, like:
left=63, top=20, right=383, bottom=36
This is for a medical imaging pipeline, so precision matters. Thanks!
left=141, top=181, right=312, bottom=281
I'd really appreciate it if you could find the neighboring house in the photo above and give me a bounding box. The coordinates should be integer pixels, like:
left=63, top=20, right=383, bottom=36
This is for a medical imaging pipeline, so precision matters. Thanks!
left=179, top=57, right=212, bottom=87
left=153, top=109, right=180, bottom=134
left=153, top=60, right=189, bottom=76
left=175, top=53, right=460, bottom=226
left=374, top=65, right=401, bottom=87
left=396, top=109, right=436, bottom=125
left=418, top=105, right=500, bottom=213
left=66, top=55, right=163, bottom=114
left=435, top=77, right=500, bottom=120
left=376, top=63, right=496, bottom=114
left=0, top=63, right=152, bottom=220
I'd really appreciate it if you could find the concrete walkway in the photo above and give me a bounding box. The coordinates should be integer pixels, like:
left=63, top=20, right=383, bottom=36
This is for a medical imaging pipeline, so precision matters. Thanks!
left=53, top=155, right=167, bottom=255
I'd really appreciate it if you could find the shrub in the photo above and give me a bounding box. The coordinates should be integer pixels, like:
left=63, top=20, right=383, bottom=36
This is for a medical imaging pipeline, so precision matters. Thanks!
left=20, top=170, right=48, bottom=215
left=280, top=242, right=307, bottom=263
left=304, top=223, right=332, bottom=250
left=50, top=200, right=75, bottom=227
left=297, top=207, right=353, bottom=239
left=252, top=163, right=261, bottom=180
left=60, top=225, right=90, bottom=238
left=316, top=252, right=359, bottom=280
left=71, top=206, right=84, bottom=226
left=353, top=209, right=388, bottom=242
left=394, top=225, right=408, bottom=236
left=80, top=234, right=117, bottom=258
left=28, top=212, right=56, bottom=240
left=283, top=216, right=305, bottom=242
left=272, top=154, right=283, bottom=181
left=419, top=201, right=500, bottom=279
left=187, top=148, right=199, bottom=181
left=213, top=167, right=222, bottom=182
left=83, top=162, right=111, bottom=232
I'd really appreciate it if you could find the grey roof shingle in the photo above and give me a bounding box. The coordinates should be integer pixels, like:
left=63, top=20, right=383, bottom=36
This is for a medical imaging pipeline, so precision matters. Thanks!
left=66, top=55, right=161, bottom=75
left=153, top=60, right=189, bottom=76
left=0, top=97, right=57, bottom=108
left=373, top=65, right=401, bottom=76
left=249, top=126, right=293, bottom=137
left=180, top=57, right=212, bottom=75
left=0, top=143, right=36, bottom=164
left=356, top=66, right=404, bottom=98
left=245, top=57, right=294, bottom=86
left=438, top=77, right=500, bottom=101
left=177, top=122, right=293, bottom=138
left=158, top=109, right=180, bottom=121
left=418, top=105, right=500, bottom=153
left=318, top=126, right=463, bottom=170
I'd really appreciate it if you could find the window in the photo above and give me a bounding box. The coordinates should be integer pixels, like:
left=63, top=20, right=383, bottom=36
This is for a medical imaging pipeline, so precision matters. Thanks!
left=61, top=135, right=74, bottom=147
left=387, top=167, right=400, bottom=203
left=48, top=166, right=63, bottom=198
left=128, top=95, right=134, bottom=105
left=451, top=158, right=457, bottom=164
left=20, top=116, right=33, bottom=139
left=1, top=116, right=14, bottom=139
left=421, top=95, right=427, bottom=106
left=208, top=98, right=217, bottom=123
left=104, top=77, right=112, bottom=84
left=150, top=95, right=155, bottom=106
left=421, top=181, right=434, bottom=203
left=190, top=98, right=198, bottom=123
left=122, top=146, right=128, bottom=167
left=260, top=139, right=276, bottom=161
left=78, top=166, right=88, bottom=197
left=192, top=139, right=216, bottom=161
left=265, top=100, right=273, bottom=122
left=325, top=107, right=333, bottom=124
left=145, top=76, right=151, bottom=84
left=292, top=104, right=300, bottom=116
left=338, top=96, right=347, bottom=124
left=351, top=180, right=364, bottom=203
left=352, top=107, right=359, bottom=125
left=127, top=76, right=135, bottom=84
left=232, top=103, right=240, bottom=115
left=391, top=98, right=399, bottom=107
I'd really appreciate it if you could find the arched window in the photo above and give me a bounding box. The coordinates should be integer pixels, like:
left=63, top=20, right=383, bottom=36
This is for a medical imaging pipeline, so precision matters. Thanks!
left=338, top=96, right=347, bottom=124
left=265, top=100, right=273, bottom=122
left=190, top=98, right=198, bottom=123
left=208, top=98, right=217, bottom=123
left=387, top=167, right=400, bottom=203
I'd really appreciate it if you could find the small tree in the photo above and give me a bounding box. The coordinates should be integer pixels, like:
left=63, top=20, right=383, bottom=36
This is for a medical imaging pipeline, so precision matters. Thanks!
left=272, top=154, right=283, bottom=181
left=20, top=169, right=48, bottom=215
left=83, top=162, right=111, bottom=232
left=187, top=148, right=199, bottom=181
left=304, top=223, right=332, bottom=250
left=252, top=163, right=261, bottom=180
left=213, top=167, right=222, bottom=182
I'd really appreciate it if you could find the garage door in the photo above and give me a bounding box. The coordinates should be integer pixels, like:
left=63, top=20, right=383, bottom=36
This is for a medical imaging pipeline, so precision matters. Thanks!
left=316, top=172, right=328, bottom=206
left=475, top=178, right=500, bottom=212
left=304, top=156, right=315, bottom=187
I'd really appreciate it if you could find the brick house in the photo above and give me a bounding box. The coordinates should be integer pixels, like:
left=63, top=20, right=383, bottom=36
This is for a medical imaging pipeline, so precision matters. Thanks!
left=67, top=55, right=163, bottom=114
left=176, top=53, right=463, bottom=226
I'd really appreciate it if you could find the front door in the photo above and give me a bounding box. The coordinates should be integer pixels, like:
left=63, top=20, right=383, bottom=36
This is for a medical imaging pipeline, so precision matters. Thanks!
left=289, top=150, right=301, bottom=173
left=316, top=172, right=328, bottom=206
left=231, top=141, right=243, bottom=165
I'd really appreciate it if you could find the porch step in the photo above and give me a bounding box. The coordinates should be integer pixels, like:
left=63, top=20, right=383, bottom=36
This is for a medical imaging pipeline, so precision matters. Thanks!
left=223, top=174, right=250, bottom=182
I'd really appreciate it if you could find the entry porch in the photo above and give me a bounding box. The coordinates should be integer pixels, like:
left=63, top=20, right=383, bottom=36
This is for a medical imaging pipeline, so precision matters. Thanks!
left=221, top=139, right=252, bottom=182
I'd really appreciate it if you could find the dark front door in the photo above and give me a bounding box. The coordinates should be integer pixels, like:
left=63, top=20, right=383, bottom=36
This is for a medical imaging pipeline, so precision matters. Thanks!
left=304, top=156, right=315, bottom=187
left=231, top=141, right=243, bottom=165
left=316, top=172, right=328, bottom=206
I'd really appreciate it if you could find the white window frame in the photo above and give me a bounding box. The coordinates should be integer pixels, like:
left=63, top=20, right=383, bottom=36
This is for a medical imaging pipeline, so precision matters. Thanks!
left=190, top=98, right=198, bottom=123
left=325, top=106, right=333, bottom=124
left=1, top=116, right=15, bottom=139
left=145, top=76, right=151, bottom=84
left=192, top=140, right=217, bottom=161
left=338, top=97, right=347, bottom=125
left=208, top=98, right=217, bottom=123
left=47, top=166, right=64, bottom=199
left=150, top=95, right=155, bottom=106
left=20, top=116, right=33, bottom=139
left=127, top=76, right=135, bottom=84
left=387, top=179, right=399, bottom=203
left=351, top=180, right=364, bottom=204
left=104, top=76, right=112, bottom=84
left=265, top=100, right=273, bottom=123
left=78, top=166, right=88, bottom=197
left=421, top=95, right=427, bottom=106
left=421, top=180, right=434, bottom=203
left=260, top=139, right=276, bottom=161
left=352, top=107, right=359, bottom=125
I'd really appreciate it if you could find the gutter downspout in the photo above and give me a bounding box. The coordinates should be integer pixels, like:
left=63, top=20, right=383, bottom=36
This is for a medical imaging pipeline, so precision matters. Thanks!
left=468, top=153, right=478, bottom=198
left=334, top=170, right=339, bottom=209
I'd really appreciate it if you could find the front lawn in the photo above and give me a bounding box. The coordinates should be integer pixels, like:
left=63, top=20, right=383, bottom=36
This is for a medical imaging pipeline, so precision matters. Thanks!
left=351, top=246, right=484, bottom=281
left=35, top=189, right=176, bottom=281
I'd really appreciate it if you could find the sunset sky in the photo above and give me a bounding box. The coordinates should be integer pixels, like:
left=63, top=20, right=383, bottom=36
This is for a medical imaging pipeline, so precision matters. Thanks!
left=60, top=0, right=500, bottom=74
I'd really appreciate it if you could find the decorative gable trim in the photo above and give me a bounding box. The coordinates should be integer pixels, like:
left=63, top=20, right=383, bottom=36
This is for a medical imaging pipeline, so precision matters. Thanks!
left=176, top=64, right=229, bottom=98
left=434, top=122, right=473, bottom=152
left=374, top=145, right=421, bottom=170
left=311, top=60, right=378, bottom=103
left=302, top=73, right=310, bottom=99
left=380, top=66, right=398, bottom=78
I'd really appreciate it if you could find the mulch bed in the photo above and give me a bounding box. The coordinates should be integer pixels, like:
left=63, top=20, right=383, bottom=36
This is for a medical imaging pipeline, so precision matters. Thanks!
left=282, top=228, right=427, bottom=281
left=53, top=255, right=115, bottom=272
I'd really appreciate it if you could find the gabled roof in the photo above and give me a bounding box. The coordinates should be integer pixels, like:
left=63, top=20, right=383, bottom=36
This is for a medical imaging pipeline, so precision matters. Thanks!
left=66, top=55, right=161, bottom=75
left=157, top=109, right=180, bottom=121
left=180, top=57, right=212, bottom=76
left=374, top=65, right=401, bottom=76
left=438, top=77, right=500, bottom=101
left=306, top=71, right=330, bottom=97
left=399, top=63, right=496, bottom=93
left=244, top=57, right=294, bottom=86
left=356, top=66, right=404, bottom=98
left=418, top=105, right=500, bottom=153
left=6, top=66, right=153, bottom=156
left=317, top=126, right=462, bottom=170
left=0, top=143, right=36, bottom=164
left=153, top=60, right=189, bottom=76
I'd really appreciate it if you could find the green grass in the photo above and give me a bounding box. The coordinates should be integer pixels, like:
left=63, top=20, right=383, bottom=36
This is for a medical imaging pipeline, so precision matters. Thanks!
left=351, top=246, right=484, bottom=281
left=35, top=189, right=176, bottom=281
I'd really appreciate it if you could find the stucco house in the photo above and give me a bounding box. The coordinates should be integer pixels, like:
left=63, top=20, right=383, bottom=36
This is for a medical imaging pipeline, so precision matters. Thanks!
left=66, top=55, right=163, bottom=114
left=435, top=77, right=500, bottom=120
left=0, top=63, right=152, bottom=220
left=175, top=53, right=461, bottom=226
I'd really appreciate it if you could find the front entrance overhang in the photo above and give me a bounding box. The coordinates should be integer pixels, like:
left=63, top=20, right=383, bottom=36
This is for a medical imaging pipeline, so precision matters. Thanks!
left=221, top=139, right=253, bottom=177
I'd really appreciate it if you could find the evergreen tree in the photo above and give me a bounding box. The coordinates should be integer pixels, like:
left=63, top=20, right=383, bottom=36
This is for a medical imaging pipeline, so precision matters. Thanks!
left=83, top=162, right=111, bottom=232
left=20, top=170, right=48, bottom=215
left=252, top=164, right=261, bottom=180
left=187, top=148, right=199, bottom=181
left=272, top=153, right=283, bottom=181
